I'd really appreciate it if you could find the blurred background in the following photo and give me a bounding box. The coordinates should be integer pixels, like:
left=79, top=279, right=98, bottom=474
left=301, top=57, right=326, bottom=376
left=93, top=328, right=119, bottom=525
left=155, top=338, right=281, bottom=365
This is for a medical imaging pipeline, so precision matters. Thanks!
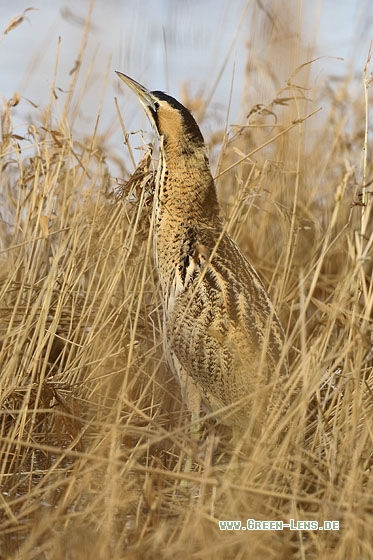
left=0, top=0, right=372, bottom=173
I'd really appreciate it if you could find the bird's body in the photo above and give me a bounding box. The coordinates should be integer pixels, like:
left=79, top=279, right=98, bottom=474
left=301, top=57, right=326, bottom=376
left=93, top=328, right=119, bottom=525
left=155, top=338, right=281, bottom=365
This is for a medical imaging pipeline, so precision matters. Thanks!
left=117, top=73, right=287, bottom=435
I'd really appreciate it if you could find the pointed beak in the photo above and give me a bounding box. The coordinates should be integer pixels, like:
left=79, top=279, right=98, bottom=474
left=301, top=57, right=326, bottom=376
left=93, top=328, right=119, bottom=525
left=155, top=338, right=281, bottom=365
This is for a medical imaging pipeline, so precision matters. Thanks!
left=116, top=71, right=157, bottom=111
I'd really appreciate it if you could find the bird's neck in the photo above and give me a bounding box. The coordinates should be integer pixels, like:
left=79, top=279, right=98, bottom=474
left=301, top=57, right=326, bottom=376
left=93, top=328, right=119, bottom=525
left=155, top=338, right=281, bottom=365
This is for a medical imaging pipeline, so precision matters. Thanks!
left=156, top=138, right=221, bottom=224
left=153, top=138, right=223, bottom=298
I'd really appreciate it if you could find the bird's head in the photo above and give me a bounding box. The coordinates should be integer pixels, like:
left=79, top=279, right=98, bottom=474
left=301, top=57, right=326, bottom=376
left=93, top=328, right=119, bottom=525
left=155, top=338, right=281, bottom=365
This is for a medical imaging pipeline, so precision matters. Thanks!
left=116, top=72, right=205, bottom=151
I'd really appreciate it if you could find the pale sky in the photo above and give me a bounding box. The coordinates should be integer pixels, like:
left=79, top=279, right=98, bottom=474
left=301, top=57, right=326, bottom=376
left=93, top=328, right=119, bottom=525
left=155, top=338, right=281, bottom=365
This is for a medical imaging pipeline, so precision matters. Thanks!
left=0, top=0, right=371, bottom=170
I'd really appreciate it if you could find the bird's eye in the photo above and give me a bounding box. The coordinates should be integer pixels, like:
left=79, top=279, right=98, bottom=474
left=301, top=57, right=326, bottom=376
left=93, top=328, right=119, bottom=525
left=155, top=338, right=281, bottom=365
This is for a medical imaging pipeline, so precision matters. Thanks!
left=154, top=101, right=160, bottom=111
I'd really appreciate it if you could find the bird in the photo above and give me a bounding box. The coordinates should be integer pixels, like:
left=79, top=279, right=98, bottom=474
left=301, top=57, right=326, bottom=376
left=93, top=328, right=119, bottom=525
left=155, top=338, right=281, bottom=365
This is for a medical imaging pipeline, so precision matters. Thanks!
left=116, top=72, right=288, bottom=446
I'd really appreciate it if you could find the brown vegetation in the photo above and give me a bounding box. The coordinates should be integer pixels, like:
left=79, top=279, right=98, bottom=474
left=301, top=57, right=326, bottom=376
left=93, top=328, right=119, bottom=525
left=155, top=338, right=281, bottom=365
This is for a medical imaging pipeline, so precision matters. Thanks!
left=0, top=4, right=372, bottom=559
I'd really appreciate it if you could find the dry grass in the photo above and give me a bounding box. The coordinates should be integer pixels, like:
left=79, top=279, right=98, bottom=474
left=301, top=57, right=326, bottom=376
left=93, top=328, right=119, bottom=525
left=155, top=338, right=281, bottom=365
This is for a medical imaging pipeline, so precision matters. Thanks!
left=1, top=5, right=373, bottom=560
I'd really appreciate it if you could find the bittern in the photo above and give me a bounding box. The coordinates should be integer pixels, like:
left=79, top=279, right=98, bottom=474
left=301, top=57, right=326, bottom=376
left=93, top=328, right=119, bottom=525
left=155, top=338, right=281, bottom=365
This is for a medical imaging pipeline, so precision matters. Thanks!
left=117, top=72, right=287, bottom=444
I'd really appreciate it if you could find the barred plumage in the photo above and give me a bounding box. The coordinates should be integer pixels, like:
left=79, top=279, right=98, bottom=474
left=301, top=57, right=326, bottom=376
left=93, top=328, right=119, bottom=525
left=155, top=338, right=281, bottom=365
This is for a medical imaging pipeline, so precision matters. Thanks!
left=117, top=72, right=288, bottom=435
